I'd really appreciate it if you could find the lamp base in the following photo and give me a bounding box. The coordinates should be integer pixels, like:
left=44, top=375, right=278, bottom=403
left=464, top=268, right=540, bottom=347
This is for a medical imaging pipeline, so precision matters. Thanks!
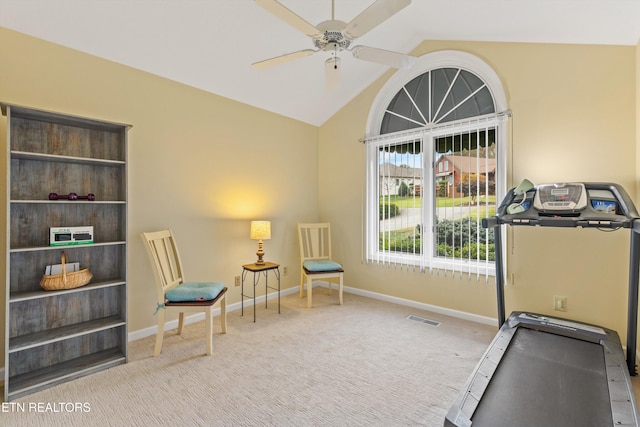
left=255, top=241, right=265, bottom=265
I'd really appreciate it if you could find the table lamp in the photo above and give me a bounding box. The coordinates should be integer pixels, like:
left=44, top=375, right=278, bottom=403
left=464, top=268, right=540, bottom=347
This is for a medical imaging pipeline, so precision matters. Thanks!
left=250, top=221, right=271, bottom=265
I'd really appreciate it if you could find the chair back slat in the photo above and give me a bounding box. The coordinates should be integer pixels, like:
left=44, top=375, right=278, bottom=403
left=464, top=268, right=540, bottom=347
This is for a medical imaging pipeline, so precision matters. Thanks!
left=297, top=222, right=343, bottom=308
left=298, top=223, right=332, bottom=262
left=141, top=228, right=228, bottom=356
left=141, top=230, right=186, bottom=303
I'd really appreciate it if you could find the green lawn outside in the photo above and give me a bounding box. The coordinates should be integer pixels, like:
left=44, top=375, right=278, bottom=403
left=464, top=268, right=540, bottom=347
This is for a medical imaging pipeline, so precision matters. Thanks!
left=379, top=195, right=497, bottom=239
left=381, top=195, right=421, bottom=208
left=468, top=205, right=497, bottom=218
left=381, top=195, right=497, bottom=208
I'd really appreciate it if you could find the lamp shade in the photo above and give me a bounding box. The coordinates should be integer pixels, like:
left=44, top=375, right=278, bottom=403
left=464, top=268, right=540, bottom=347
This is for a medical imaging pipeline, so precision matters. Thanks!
left=250, top=221, right=271, bottom=240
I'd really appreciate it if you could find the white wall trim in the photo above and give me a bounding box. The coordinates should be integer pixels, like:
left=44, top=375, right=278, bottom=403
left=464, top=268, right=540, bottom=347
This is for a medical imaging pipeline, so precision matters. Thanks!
left=127, top=286, right=300, bottom=342
left=341, top=285, right=498, bottom=327
left=128, top=283, right=497, bottom=342
left=126, top=285, right=640, bottom=371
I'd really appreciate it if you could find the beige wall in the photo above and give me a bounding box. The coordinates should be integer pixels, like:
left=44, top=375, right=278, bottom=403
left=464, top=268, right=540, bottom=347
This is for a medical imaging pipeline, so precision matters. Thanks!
left=0, top=27, right=638, bottom=364
left=637, top=37, right=640, bottom=203
left=319, top=40, right=637, bottom=336
left=0, top=28, right=320, bottom=359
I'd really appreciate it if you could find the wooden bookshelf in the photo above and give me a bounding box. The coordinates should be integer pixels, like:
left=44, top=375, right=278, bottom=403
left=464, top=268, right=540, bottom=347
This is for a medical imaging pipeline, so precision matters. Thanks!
left=2, top=103, right=130, bottom=400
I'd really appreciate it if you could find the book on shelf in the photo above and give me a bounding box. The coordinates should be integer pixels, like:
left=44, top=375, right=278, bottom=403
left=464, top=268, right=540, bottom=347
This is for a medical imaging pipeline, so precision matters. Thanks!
left=45, top=262, right=80, bottom=275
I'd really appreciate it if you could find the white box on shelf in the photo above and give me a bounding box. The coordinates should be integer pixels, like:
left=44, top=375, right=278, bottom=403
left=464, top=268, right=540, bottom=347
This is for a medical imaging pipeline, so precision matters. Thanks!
left=49, top=226, right=94, bottom=246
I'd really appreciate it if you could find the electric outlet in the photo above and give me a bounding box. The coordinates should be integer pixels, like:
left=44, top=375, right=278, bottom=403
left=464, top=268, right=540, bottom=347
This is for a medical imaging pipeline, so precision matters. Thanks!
left=234, top=275, right=241, bottom=287
left=283, top=266, right=288, bottom=276
left=553, top=295, right=567, bottom=312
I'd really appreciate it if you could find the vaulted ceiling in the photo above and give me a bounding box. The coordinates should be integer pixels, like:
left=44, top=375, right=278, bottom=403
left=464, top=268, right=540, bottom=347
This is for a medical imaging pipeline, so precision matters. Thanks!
left=1, top=0, right=639, bottom=126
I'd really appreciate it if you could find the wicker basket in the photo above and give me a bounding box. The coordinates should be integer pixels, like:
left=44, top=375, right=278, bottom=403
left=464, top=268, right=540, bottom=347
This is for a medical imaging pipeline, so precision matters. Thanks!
left=40, top=251, right=93, bottom=291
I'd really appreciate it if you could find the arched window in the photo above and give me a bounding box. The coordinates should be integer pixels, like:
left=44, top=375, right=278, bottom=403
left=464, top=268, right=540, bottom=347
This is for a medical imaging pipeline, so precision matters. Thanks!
left=364, top=51, right=509, bottom=276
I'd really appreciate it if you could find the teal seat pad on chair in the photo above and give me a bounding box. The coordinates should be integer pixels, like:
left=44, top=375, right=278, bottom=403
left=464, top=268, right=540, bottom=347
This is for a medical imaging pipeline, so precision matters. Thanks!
left=165, top=282, right=226, bottom=302
left=303, top=260, right=343, bottom=272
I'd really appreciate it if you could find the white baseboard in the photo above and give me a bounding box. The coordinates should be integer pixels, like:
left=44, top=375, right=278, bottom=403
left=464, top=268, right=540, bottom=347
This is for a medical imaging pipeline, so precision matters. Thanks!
left=127, top=286, right=299, bottom=342
left=128, top=282, right=496, bottom=342
left=339, top=284, right=498, bottom=327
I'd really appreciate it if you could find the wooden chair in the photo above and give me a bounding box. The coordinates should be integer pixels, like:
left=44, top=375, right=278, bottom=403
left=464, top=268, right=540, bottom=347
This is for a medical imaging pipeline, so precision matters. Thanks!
left=141, top=229, right=227, bottom=356
left=297, top=223, right=344, bottom=308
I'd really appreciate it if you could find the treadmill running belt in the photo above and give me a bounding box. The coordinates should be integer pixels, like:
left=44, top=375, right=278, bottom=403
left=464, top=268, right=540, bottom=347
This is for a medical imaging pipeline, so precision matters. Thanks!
left=471, top=327, right=613, bottom=427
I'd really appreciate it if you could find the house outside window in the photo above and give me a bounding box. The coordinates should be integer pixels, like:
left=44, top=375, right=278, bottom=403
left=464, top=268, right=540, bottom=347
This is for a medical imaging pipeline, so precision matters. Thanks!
left=364, top=51, right=509, bottom=276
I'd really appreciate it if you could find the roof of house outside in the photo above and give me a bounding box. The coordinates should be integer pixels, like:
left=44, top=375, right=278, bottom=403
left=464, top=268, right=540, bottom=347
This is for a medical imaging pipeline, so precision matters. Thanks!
left=437, top=155, right=496, bottom=175
left=379, top=163, right=422, bottom=179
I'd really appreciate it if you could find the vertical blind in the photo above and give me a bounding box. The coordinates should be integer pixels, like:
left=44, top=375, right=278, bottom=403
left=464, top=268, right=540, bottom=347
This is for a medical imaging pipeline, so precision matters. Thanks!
left=365, top=112, right=509, bottom=280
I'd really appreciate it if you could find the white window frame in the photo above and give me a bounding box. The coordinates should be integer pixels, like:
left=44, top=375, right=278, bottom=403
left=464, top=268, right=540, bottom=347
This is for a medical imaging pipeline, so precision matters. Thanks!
left=365, top=51, right=508, bottom=275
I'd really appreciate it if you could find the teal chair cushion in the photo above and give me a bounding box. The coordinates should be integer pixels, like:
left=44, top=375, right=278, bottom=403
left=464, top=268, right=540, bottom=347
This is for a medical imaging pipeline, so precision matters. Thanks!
left=165, top=281, right=225, bottom=302
left=303, top=260, right=343, bottom=272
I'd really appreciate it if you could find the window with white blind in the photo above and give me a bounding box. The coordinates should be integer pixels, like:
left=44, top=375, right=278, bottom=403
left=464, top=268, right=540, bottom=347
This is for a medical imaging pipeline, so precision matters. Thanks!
left=364, top=51, right=509, bottom=278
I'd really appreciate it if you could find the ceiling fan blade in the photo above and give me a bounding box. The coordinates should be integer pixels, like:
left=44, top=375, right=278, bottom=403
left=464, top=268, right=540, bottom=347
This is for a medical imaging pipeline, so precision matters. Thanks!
left=252, top=49, right=317, bottom=69
left=344, top=0, right=411, bottom=39
left=351, top=45, right=416, bottom=69
left=255, top=0, right=321, bottom=38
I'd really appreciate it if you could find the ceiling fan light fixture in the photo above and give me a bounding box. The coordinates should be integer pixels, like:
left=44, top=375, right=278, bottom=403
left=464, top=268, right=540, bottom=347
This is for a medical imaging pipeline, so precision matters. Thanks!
left=325, top=56, right=341, bottom=90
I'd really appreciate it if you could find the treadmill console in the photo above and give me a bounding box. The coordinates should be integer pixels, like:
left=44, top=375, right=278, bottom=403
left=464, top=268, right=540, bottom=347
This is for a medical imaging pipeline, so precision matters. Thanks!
left=533, top=183, right=587, bottom=212
left=488, top=182, right=639, bottom=229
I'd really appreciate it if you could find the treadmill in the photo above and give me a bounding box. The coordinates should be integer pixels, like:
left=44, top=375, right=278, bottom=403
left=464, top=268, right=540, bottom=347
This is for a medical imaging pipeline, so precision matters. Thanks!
left=444, top=182, right=640, bottom=427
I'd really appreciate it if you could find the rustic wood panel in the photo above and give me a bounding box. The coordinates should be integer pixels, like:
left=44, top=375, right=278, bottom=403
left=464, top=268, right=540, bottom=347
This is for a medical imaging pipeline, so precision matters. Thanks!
left=10, top=157, right=124, bottom=200
left=9, top=244, right=125, bottom=294
left=9, top=286, right=124, bottom=337
left=8, top=328, right=125, bottom=377
left=10, top=316, right=125, bottom=351
left=8, top=349, right=125, bottom=399
left=10, top=117, right=124, bottom=161
left=10, top=203, right=125, bottom=247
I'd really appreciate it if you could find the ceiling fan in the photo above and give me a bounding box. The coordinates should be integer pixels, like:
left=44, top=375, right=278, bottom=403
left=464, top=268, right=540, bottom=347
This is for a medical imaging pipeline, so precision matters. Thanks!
left=252, top=0, right=417, bottom=90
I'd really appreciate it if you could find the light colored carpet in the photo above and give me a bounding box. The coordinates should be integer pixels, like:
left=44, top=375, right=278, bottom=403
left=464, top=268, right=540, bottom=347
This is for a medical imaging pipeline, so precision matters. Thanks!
left=2, top=291, right=497, bottom=426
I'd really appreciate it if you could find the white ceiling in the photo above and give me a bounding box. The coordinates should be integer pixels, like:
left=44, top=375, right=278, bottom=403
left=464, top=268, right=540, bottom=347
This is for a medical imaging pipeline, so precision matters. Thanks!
left=1, top=0, right=639, bottom=126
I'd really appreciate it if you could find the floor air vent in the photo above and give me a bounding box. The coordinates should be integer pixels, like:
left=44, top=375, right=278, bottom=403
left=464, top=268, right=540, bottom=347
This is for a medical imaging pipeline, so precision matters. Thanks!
left=407, top=315, right=440, bottom=326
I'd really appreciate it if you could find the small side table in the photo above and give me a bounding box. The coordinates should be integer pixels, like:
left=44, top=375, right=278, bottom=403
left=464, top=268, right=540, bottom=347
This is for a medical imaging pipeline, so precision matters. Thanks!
left=241, top=262, right=280, bottom=322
